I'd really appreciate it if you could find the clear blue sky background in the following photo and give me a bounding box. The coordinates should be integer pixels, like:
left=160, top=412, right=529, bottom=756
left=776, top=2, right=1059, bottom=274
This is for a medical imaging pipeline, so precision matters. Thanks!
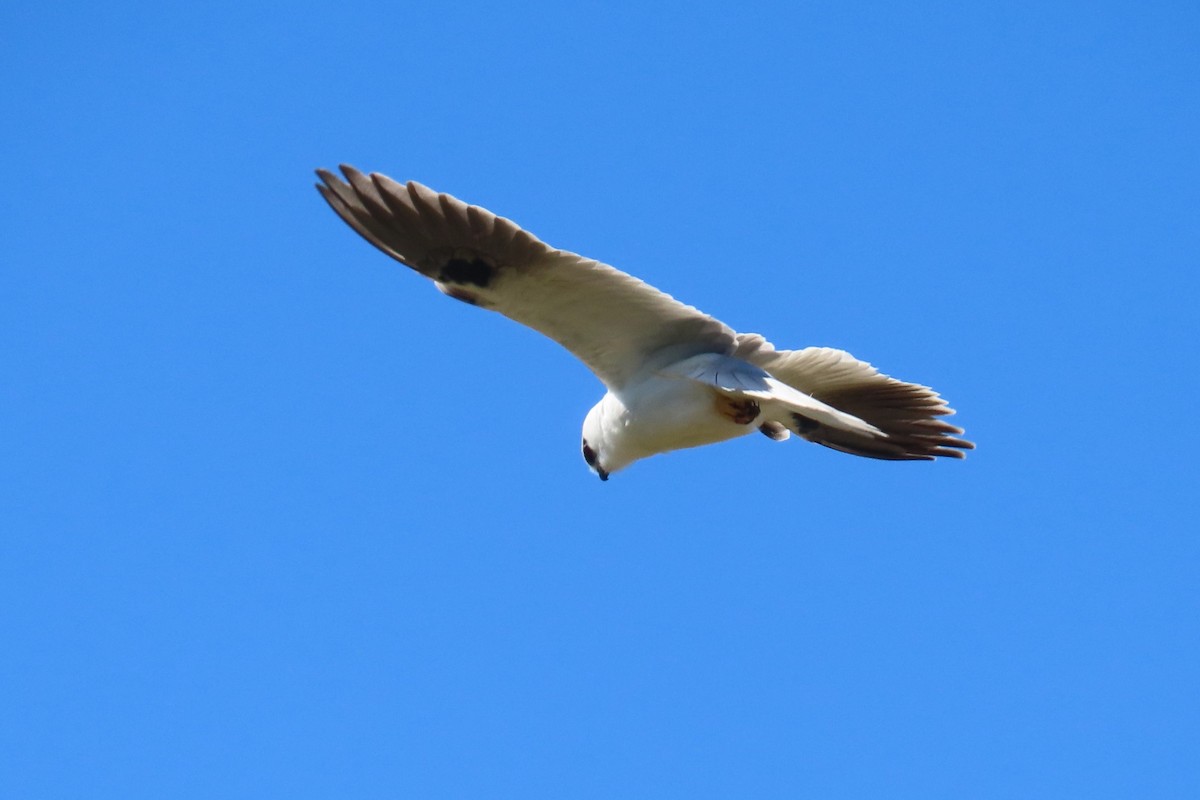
left=3, top=1, right=1197, bottom=797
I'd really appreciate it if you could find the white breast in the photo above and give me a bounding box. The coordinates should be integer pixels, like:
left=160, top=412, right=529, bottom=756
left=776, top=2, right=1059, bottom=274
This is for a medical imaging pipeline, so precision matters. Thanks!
left=604, top=372, right=750, bottom=463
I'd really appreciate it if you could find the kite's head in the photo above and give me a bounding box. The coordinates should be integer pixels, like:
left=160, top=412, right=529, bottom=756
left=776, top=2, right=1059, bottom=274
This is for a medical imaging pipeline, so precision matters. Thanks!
left=580, top=437, right=609, bottom=481
left=581, top=401, right=611, bottom=481
left=581, top=394, right=638, bottom=482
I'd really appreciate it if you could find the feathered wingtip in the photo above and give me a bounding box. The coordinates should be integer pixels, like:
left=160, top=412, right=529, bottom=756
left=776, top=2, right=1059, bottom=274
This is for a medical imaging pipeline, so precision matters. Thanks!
left=314, top=165, right=551, bottom=277
left=736, top=336, right=975, bottom=461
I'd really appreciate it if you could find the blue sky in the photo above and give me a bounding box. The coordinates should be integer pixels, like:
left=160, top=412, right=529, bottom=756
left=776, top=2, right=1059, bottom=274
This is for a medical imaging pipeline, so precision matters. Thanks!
left=3, top=1, right=1198, bottom=797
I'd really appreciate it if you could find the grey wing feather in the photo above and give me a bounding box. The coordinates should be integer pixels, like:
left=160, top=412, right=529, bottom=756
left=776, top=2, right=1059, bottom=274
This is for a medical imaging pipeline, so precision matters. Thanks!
left=316, top=165, right=735, bottom=389
left=735, top=334, right=975, bottom=460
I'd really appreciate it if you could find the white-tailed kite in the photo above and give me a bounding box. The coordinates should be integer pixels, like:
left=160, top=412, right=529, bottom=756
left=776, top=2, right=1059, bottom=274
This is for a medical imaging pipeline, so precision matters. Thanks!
left=316, top=166, right=973, bottom=480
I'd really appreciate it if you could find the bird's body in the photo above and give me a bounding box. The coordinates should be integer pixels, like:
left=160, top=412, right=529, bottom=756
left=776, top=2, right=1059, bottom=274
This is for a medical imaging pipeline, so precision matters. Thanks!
left=316, top=166, right=973, bottom=479
left=587, top=367, right=749, bottom=478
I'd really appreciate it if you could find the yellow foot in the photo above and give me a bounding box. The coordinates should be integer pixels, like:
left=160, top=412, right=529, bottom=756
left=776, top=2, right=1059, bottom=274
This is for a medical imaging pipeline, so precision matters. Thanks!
left=715, top=394, right=761, bottom=425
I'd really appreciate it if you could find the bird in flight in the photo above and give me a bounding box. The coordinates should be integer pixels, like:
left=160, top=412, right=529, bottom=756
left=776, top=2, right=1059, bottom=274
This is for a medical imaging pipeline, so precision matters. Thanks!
left=315, top=166, right=973, bottom=481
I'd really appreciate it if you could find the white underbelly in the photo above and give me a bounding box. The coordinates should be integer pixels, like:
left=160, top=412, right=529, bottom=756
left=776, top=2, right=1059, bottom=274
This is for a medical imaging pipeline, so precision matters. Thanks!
left=618, top=375, right=748, bottom=456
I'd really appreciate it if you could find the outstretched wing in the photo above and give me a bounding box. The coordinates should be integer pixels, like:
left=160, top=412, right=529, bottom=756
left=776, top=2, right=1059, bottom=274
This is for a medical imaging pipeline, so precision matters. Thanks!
left=735, top=335, right=975, bottom=460
left=316, top=165, right=735, bottom=389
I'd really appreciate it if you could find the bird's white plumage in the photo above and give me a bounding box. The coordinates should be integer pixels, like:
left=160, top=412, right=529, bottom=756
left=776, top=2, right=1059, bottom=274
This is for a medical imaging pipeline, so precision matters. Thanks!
left=316, top=166, right=974, bottom=479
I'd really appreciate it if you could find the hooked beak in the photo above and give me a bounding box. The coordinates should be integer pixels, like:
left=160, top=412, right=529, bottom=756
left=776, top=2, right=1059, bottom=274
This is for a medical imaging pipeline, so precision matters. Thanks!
left=597, top=467, right=609, bottom=482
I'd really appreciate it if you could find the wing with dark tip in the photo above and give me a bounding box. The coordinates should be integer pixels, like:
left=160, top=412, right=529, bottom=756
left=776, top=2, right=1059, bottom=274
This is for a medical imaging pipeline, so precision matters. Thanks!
left=316, top=165, right=735, bottom=389
left=735, top=335, right=975, bottom=460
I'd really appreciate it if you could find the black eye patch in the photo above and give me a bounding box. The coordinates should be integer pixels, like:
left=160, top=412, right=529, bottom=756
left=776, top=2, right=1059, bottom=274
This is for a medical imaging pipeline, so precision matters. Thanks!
left=582, top=443, right=598, bottom=466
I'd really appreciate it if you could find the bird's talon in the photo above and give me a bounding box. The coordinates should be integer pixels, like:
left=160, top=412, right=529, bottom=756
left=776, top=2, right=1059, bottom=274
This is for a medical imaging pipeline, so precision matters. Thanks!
left=716, top=395, right=761, bottom=425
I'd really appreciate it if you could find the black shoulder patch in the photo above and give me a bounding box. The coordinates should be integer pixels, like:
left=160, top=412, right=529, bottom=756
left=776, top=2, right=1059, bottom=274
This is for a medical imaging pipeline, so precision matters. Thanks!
left=792, top=413, right=820, bottom=434
left=439, top=257, right=494, bottom=288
